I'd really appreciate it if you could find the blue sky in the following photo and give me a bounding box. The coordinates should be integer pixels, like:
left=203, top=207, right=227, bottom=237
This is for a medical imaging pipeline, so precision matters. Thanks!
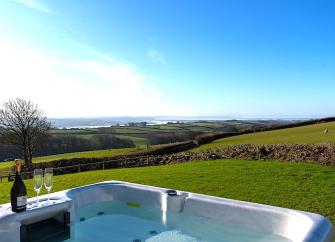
left=0, top=0, right=334, bottom=118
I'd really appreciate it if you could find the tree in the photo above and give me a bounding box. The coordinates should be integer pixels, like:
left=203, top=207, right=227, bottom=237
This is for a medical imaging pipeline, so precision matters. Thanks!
left=0, top=98, right=51, bottom=167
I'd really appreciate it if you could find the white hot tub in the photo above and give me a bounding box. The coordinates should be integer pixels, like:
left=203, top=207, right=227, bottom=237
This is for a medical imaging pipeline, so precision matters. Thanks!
left=0, top=181, right=333, bottom=242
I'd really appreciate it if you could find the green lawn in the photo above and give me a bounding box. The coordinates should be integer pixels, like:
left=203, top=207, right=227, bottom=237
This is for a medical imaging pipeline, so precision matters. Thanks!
left=0, top=147, right=143, bottom=169
left=193, top=121, right=335, bottom=152
left=1, top=159, right=334, bottom=223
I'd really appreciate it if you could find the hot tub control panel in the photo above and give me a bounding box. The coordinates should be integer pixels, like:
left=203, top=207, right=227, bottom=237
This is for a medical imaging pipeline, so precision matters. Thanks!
left=20, top=211, right=70, bottom=242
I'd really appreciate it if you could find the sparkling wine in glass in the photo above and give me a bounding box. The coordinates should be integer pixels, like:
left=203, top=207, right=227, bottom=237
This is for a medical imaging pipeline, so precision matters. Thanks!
left=44, top=168, right=53, bottom=204
left=33, top=169, right=43, bottom=207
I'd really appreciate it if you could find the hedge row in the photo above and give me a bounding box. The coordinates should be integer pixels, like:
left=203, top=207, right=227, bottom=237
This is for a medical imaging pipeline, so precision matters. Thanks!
left=160, top=144, right=335, bottom=166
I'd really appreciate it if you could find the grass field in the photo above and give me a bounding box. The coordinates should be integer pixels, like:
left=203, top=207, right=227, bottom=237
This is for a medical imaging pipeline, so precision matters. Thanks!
left=193, top=121, right=335, bottom=152
left=0, top=147, right=143, bottom=169
left=115, top=135, right=148, bottom=148
left=69, top=133, right=149, bottom=148
left=0, top=159, right=334, bottom=223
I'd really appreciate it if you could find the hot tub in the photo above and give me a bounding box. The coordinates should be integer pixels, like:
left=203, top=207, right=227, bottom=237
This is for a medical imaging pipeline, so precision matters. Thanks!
left=0, top=181, right=333, bottom=242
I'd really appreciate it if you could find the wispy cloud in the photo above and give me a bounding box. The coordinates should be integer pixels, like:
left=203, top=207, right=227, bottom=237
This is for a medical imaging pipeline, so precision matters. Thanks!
left=147, top=49, right=166, bottom=64
left=73, top=41, right=117, bottom=64
left=13, top=0, right=53, bottom=13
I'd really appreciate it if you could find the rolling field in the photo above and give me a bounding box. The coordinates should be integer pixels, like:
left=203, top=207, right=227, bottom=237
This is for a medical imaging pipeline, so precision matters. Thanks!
left=193, top=121, right=335, bottom=152
left=49, top=120, right=287, bottom=147
left=115, top=135, right=148, bottom=148
left=0, top=159, right=334, bottom=223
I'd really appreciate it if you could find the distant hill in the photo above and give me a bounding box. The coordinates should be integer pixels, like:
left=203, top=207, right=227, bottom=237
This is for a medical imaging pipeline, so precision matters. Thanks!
left=48, top=116, right=294, bottom=129
left=1, top=119, right=291, bottom=162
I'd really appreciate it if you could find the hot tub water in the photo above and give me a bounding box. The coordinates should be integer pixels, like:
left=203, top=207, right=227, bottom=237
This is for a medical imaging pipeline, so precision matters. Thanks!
left=47, top=200, right=292, bottom=242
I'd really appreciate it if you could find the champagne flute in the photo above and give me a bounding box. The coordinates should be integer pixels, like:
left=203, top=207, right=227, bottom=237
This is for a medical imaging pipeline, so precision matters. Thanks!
left=44, top=168, right=53, bottom=204
left=33, top=169, right=43, bottom=207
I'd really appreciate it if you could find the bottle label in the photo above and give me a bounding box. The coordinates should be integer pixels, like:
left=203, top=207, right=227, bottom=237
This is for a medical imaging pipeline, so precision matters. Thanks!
left=17, top=196, right=27, bottom=207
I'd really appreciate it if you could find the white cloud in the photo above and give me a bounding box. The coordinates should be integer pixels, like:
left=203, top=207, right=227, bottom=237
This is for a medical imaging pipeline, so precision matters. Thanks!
left=0, top=42, right=180, bottom=117
left=147, top=49, right=166, bottom=64
left=13, top=0, right=53, bottom=13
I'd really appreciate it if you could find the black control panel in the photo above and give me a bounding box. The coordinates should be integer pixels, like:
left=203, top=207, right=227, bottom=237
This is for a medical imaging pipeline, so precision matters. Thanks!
left=20, top=211, right=70, bottom=242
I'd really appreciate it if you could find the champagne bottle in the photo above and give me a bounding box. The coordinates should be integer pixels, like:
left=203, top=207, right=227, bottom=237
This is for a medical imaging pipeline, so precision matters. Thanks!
left=11, top=159, right=27, bottom=212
